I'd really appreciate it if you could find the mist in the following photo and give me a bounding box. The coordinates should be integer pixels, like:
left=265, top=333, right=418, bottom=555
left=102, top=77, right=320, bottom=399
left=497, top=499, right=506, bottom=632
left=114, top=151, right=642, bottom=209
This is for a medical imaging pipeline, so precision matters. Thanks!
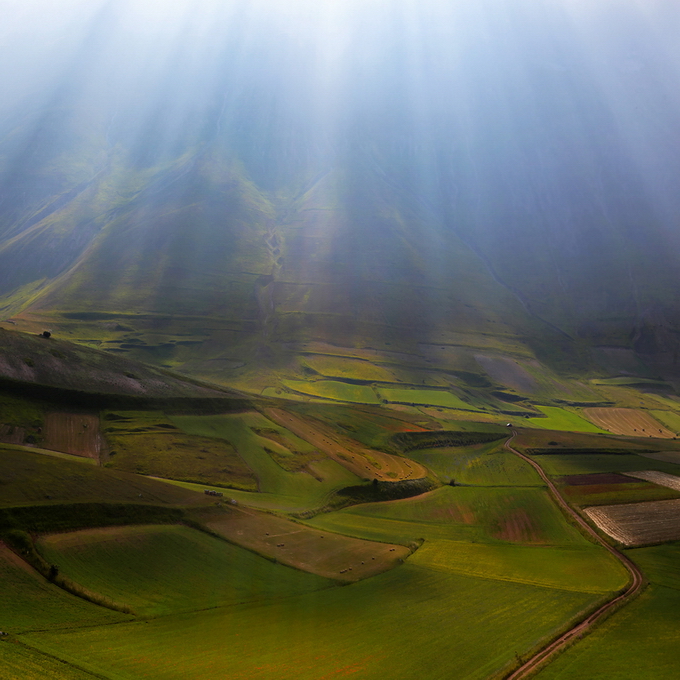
left=2, top=0, right=680, bottom=350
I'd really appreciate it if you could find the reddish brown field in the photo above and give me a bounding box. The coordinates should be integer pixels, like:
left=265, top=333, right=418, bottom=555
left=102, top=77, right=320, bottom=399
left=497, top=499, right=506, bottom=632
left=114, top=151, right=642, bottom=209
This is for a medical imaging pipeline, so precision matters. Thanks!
left=584, top=498, right=680, bottom=546
left=264, top=408, right=427, bottom=482
left=582, top=408, right=675, bottom=438
left=204, top=505, right=410, bottom=581
left=42, top=412, right=103, bottom=460
left=493, top=508, right=543, bottom=542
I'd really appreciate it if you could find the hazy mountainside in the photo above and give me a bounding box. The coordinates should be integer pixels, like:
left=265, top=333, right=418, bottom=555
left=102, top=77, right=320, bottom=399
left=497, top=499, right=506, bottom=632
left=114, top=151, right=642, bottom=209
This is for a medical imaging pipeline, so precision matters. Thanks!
left=1, top=0, right=680, bottom=391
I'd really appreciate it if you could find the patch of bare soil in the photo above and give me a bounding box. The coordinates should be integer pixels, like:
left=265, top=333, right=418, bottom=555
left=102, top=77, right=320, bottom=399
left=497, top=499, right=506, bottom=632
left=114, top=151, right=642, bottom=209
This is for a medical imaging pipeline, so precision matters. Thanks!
left=205, top=506, right=410, bottom=582
left=583, top=408, right=675, bottom=438
left=43, top=413, right=103, bottom=460
left=584, top=498, right=680, bottom=546
left=623, top=470, right=680, bottom=491
left=493, top=508, right=543, bottom=543
left=264, top=408, right=427, bottom=482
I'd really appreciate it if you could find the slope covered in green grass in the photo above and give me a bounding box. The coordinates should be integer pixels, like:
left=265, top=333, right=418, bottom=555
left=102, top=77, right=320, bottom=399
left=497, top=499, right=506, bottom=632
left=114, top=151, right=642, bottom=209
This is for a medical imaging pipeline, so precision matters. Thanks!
left=308, top=485, right=593, bottom=548
left=170, top=412, right=362, bottom=511
left=21, top=564, right=598, bottom=680
left=0, top=445, right=210, bottom=507
left=0, top=545, right=129, bottom=633
left=407, top=441, right=543, bottom=486
left=527, top=406, right=607, bottom=433
left=37, top=525, right=333, bottom=617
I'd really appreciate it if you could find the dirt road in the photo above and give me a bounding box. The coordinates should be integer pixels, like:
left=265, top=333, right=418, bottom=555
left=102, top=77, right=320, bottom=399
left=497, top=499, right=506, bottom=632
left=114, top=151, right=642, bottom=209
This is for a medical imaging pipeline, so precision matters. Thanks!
left=503, top=433, right=645, bottom=680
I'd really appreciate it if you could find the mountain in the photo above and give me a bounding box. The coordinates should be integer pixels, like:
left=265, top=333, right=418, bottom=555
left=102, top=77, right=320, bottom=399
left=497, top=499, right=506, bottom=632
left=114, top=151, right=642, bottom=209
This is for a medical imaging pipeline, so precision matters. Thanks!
left=2, top=0, right=680, bottom=396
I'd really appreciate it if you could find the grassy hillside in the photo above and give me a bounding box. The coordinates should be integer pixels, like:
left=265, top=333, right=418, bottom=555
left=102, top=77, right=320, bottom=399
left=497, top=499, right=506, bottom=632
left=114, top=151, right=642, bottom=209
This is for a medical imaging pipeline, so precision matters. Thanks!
left=37, top=525, right=333, bottom=617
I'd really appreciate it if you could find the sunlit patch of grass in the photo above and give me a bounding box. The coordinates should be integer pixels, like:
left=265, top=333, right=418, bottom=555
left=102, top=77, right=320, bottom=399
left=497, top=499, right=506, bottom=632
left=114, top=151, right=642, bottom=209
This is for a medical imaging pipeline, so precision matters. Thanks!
left=527, top=406, right=608, bottom=433
left=281, top=380, right=381, bottom=404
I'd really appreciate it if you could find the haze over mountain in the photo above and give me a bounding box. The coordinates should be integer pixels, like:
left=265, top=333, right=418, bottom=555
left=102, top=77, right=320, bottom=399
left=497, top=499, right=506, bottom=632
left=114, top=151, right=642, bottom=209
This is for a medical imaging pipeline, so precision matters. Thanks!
left=2, top=0, right=680, bottom=391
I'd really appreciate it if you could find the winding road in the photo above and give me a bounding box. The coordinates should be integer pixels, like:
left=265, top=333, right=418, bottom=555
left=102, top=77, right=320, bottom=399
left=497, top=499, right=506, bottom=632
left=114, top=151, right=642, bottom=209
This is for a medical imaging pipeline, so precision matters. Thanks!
left=503, top=432, right=645, bottom=679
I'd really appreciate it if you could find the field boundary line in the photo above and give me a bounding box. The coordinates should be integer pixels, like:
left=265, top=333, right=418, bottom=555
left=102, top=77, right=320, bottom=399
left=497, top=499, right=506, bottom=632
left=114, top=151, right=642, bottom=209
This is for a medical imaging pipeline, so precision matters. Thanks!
left=501, top=432, right=645, bottom=680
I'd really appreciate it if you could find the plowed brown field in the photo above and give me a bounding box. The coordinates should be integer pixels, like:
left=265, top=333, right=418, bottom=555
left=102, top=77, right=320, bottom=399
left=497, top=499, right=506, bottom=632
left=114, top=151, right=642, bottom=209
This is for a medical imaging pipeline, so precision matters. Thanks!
left=43, top=413, right=103, bottom=460
left=623, top=470, right=680, bottom=491
left=205, top=506, right=410, bottom=581
left=264, top=408, right=427, bottom=482
left=584, top=498, right=680, bottom=546
left=582, top=407, right=675, bottom=438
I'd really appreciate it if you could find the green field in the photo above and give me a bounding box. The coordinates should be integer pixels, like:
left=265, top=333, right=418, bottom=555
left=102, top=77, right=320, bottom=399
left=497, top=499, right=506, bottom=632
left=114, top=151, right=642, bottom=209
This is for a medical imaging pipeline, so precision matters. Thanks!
left=37, top=525, right=333, bottom=617
left=281, top=379, right=381, bottom=404
left=407, top=441, right=543, bottom=486
left=170, top=412, right=362, bottom=511
left=527, top=407, right=607, bottom=433
left=103, top=411, right=258, bottom=490
left=0, top=446, right=209, bottom=507
left=377, top=387, right=479, bottom=410
left=626, top=542, right=680, bottom=591
left=309, top=486, right=592, bottom=546
left=530, top=453, right=680, bottom=477
left=20, top=564, right=599, bottom=680
left=408, top=541, right=628, bottom=593
left=301, top=355, right=397, bottom=382
left=533, top=585, right=680, bottom=679
left=0, top=642, right=98, bottom=680
left=0, top=545, right=129, bottom=633
left=651, top=409, right=680, bottom=435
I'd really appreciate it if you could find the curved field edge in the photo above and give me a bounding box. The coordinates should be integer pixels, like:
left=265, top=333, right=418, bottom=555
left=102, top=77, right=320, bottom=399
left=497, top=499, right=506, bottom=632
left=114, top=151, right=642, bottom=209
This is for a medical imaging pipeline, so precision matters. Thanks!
left=530, top=585, right=680, bottom=679
left=18, top=566, right=603, bottom=680
left=35, top=524, right=335, bottom=617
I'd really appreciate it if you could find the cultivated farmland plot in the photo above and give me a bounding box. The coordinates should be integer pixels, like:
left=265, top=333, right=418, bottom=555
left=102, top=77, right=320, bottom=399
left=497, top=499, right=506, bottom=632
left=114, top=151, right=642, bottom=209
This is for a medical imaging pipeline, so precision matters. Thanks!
left=204, top=505, right=409, bottom=581
left=264, top=408, right=427, bottom=481
left=584, top=499, right=680, bottom=546
left=42, top=413, right=103, bottom=460
left=582, top=408, right=675, bottom=438
left=623, top=470, right=680, bottom=491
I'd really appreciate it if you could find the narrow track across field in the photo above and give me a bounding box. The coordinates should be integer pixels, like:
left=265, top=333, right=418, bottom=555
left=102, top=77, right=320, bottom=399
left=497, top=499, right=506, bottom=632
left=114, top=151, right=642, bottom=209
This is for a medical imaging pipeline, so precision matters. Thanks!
left=503, top=432, right=645, bottom=679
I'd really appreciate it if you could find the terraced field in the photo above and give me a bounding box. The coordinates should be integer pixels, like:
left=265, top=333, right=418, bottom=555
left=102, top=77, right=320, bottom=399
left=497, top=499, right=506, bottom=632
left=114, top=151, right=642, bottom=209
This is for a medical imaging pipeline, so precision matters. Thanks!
left=583, top=408, right=675, bottom=438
